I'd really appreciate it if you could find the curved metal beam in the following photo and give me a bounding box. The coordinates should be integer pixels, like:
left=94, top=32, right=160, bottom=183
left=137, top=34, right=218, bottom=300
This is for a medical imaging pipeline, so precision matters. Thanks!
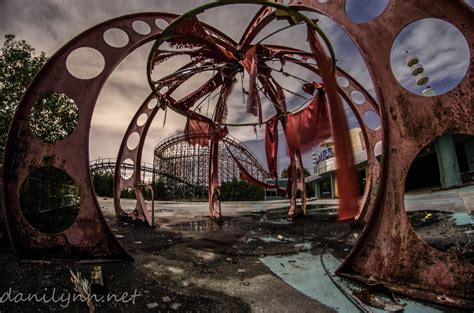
left=290, top=0, right=474, bottom=307
left=2, top=12, right=179, bottom=260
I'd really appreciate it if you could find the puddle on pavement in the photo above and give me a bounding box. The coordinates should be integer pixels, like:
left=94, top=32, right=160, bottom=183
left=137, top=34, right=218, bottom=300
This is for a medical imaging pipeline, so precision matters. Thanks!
left=306, top=204, right=338, bottom=212
left=168, top=218, right=234, bottom=232
left=451, top=212, right=473, bottom=225
left=261, top=205, right=337, bottom=224
left=260, top=253, right=444, bottom=313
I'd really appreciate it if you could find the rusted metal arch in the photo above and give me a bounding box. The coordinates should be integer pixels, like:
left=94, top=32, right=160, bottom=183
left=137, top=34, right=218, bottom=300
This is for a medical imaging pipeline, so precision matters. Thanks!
left=2, top=12, right=180, bottom=260
left=289, top=0, right=474, bottom=308
left=113, top=93, right=161, bottom=226
left=112, top=112, right=272, bottom=218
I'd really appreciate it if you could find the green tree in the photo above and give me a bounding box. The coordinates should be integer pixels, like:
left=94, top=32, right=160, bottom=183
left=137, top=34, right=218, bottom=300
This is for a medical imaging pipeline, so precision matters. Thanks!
left=0, top=34, right=78, bottom=157
left=0, top=35, right=45, bottom=157
left=220, top=178, right=264, bottom=201
left=92, top=173, right=114, bottom=197
left=152, top=178, right=168, bottom=200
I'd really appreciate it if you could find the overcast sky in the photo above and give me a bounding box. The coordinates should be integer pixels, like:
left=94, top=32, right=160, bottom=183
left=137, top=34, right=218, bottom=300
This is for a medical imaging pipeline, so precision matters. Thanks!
left=0, top=0, right=471, bottom=174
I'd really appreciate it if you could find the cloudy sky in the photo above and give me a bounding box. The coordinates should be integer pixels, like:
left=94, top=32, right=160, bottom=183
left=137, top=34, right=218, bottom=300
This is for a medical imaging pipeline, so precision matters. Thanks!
left=0, top=0, right=471, bottom=174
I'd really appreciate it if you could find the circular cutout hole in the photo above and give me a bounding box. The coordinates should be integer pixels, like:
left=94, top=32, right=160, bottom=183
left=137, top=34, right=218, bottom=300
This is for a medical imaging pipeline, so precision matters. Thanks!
left=137, top=113, right=148, bottom=127
left=363, top=111, right=381, bottom=130
left=127, top=132, right=140, bottom=150
left=337, top=76, right=350, bottom=88
left=390, top=19, right=470, bottom=96
left=121, top=158, right=134, bottom=180
left=155, top=19, right=169, bottom=30
left=148, top=98, right=159, bottom=110
left=404, top=134, right=474, bottom=263
left=120, top=188, right=137, bottom=213
left=132, top=20, right=151, bottom=35
left=351, top=90, right=365, bottom=105
left=30, top=92, right=79, bottom=143
left=66, top=47, right=105, bottom=80
left=103, top=28, right=129, bottom=48
left=20, top=166, right=80, bottom=234
left=374, top=141, right=383, bottom=157
left=345, top=0, right=389, bottom=23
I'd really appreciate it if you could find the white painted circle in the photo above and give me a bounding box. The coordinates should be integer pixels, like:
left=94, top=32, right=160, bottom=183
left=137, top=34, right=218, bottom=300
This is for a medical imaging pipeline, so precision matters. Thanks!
left=132, top=20, right=151, bottom=35
left=127, top=132, right=140, bottom=150
left=337, top=76, right=350, bottom=88
left=137, top=113, right=148, bottom=127
left=66, top=47, right=105, bottom=80
left=103, top=28, right=129, bottom=48
left=351, top=90, right=366, bottom=105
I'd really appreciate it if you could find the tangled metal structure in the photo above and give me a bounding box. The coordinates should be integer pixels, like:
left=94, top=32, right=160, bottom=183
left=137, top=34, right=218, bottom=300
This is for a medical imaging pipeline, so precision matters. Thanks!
left=2, top=0, right=473, bottom=308
left=153, top=133, right=271, bottom=199
left=90, top=158, right=155, bottom=180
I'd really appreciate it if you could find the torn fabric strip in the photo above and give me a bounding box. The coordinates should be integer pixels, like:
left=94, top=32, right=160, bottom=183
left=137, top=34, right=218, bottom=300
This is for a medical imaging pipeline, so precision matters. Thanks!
left=307, top=25, right=359, bottom=221
left=285, top=86, right=331, bottom=153
left=265, top=116, right=279, bottom=179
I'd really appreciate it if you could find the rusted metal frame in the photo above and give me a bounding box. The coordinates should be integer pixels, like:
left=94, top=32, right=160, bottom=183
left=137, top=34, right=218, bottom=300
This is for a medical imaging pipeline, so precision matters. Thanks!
left=149, top=15, right=242, bottom=100
left=164, top=19, right=237, bottom=59
left=151, top=49, right=203, bottom=69
left=231, top=5, right=340, bottom=220
left=255, top=68, right=308, bottom=219
left=137, top=183, right=155, bottom=227
left=206, top=74, right=235, bottom=220
left=113, top=93, right=159, bottom=228
left=183, top=17, right=238, bottom=54
left=290, top=0, right=474, bottom=308
left=239, top=6, right=277, bottom=47
left=149, top=1, right=337, bottom=109
left=276, top=49, right=380, bottom=112
left=262, top=46, right=366, bottom=219
left=208, top=139, right=221, bottom=221
left=152, top=58, right=210, bottom=87
left=281, top=54, right=382, bottom=221
left=116, top=26, right=229, bottom=228
left=307, top=24, right=360, bottom=221
left=173, top=73, right=223, bottom=111
left=285, top=133, right=307, bottom=220
left=153, top=62, right=213, bottom=99
left=2, top=12, right=181, bottom=260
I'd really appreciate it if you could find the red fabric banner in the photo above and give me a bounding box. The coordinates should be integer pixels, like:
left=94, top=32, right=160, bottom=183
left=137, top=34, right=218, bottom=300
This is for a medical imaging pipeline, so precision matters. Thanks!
left=307, top=26, right=359, bottom=221
left=184, top=118, right=210, bottom=146
left=265, top=116, right=279, bottom=179
left=285, top=86, right=332, bottom=154
left=184, top=116, right=228, bottom=146
left=241, top=46, right=263, bottom=124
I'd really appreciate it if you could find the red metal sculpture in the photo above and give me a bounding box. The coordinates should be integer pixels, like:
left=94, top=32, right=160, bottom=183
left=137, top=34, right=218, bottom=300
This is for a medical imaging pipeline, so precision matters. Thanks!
left=2, top=0, right=472, bottom=309
left=145, top=1, right=360, bottom=221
